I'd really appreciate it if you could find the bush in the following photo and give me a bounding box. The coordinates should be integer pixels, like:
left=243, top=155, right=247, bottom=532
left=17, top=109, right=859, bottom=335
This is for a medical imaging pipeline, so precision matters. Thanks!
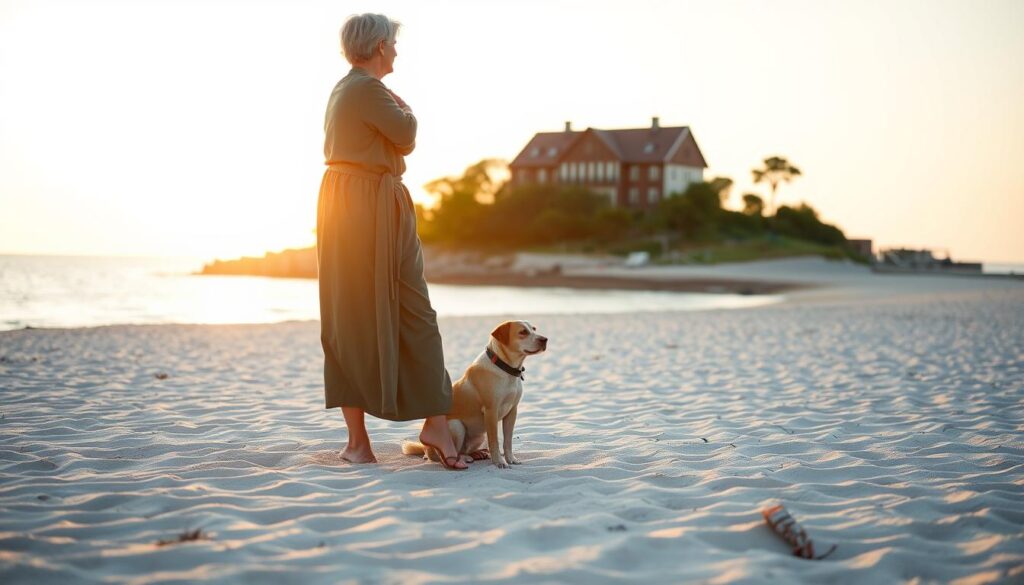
left=773, top=204, right=846, bottom=246
left=594, top=207, right=634, bottom=240
left=421, top=181, right=615, bottom=248
left=719, top=209, right=763, bottom=238
left=653, top=182, right=723, bottom=240
left=609, top=239, right=664, bottom=258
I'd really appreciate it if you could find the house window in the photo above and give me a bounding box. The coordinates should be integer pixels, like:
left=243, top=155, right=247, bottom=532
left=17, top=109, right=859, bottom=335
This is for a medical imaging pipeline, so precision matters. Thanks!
left=547, top=147, right=557, bottom=157
left=648, top=187, right=660, bottom=203
left=606, top=161, right=615, bottom=180
left=644, top=143, right=655, bottom=153
left=559, top=163, right=567, bottom=181
left=629, top=166, right=639, bottom=181
left=629, top=187, right=639, bottom=204
left=531, top=147, right=540, bottom=157
left=649, top=166, right=660, bottom=181
left=568, top=163, right=576, bottom=182
left=587, top=162, right=596, bottom=181
left=538, top=169, right=547, bottom=184
left=596, top=162, right=605, bottom=181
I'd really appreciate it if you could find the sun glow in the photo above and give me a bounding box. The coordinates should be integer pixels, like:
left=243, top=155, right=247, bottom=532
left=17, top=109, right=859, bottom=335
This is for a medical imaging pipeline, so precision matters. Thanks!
left=1, top=0, right=1022, bottom=262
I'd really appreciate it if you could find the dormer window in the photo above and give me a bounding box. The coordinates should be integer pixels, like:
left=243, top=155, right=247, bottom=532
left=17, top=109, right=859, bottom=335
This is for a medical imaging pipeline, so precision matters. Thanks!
left=547, top=147, right=557, bottom=157
left=531, top=147, right=540, bottom=157
left=643, top=143, right=655, bottom=153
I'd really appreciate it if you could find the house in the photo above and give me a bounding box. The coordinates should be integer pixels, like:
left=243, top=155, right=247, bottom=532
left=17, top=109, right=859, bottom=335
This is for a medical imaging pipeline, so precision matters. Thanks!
left=847, top=238, right=873, bottom=259
left=508, top=118, right=708, bottom=209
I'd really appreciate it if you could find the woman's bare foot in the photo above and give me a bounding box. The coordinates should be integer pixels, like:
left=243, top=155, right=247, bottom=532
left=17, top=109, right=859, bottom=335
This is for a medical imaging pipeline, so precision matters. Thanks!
left=419, top=415, right=468, bottom=470
left=339, top=407, right=376, bottom=463
left=340, top=444, right=377, bottom=464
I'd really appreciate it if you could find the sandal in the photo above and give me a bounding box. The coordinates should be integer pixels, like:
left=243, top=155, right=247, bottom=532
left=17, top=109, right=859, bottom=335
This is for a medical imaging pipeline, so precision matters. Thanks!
left=420, top=441, right=468, bottom=471
left=468, top=449, right=490, bottom=461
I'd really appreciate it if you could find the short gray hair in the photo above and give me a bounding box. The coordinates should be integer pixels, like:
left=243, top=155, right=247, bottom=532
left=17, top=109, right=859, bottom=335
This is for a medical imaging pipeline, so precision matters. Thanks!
left=340, top=13, right=401, bottom=64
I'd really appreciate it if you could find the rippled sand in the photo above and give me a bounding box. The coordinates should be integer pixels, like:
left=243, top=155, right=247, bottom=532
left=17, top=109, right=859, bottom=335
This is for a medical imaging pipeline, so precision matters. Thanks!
left=1, top=288, right=1023, bottom=583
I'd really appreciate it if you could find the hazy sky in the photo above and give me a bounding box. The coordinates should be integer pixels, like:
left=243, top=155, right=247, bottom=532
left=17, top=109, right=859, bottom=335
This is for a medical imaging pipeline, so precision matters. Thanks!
left=1, top=0, right=1022, bottom=262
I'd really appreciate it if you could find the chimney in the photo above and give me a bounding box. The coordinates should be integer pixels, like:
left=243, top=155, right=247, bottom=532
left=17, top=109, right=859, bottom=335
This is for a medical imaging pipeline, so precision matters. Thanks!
left=564, top=121, right=572, bottom=132
left=651, top=116, right=660, bottom=130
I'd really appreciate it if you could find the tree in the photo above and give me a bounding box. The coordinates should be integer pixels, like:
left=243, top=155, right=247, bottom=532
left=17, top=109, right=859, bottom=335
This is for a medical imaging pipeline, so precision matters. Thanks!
left=655, top=181, right=722, bottom=241
left=419, top=159, right=615, bottom=248
left=491, top=184, right=611, bottom=246
left=424, top=158, right=507, bottom=205
left=752, top=156, right=801, bottom=215
left=708, top=176, right=734, bottom=205
left=742, top=193, right=764, bottom=216
left=421, top=159, right=508, bottom=244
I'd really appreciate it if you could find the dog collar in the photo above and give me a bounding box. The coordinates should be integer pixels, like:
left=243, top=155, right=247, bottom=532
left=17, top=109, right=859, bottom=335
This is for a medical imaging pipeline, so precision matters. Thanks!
left=486, top=347, right=525, bottom=380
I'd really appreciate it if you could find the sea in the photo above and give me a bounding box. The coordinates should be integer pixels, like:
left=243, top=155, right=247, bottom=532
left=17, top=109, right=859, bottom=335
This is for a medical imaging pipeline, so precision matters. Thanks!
left=0, top=255, right=784, bottom=331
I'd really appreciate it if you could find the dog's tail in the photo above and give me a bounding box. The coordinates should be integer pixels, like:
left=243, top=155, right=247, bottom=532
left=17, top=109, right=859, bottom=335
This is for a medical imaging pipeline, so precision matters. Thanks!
left=401, top=440, right=427, bottom=456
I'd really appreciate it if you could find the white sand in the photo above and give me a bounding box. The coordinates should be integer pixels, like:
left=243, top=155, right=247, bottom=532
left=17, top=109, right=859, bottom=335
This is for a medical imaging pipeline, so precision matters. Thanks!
left=1, top=277, right=1023, bottom=583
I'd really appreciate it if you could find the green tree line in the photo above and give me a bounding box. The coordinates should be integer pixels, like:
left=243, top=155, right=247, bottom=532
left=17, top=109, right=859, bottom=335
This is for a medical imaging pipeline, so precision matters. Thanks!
left=416, top=157, right=857, bottom=261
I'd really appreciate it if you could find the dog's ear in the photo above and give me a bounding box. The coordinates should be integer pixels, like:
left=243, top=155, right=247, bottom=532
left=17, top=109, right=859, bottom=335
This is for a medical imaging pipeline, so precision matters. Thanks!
left=490, top=321, right=511, bottom=346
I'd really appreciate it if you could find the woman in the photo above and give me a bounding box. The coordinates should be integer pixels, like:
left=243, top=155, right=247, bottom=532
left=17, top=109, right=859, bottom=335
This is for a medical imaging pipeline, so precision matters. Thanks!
left=317, top=13, right=467, bottom=470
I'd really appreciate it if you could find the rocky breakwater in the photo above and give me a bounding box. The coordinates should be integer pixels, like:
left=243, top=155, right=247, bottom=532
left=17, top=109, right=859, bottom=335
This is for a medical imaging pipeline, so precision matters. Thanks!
left=199, top=247, right=317, bottom=279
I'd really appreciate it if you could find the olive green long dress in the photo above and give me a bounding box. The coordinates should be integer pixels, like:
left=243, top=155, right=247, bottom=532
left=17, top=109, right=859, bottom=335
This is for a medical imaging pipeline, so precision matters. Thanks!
left=317, top=66, right=452, bottom=421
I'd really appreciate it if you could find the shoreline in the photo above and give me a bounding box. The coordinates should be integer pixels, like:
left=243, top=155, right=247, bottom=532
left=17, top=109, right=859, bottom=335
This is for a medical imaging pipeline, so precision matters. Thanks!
left=195, top=246, right=1023, bottom=297
left=195, top=247, right=805, bottom=295
left=9, top=256, right=1023, bottom=333
left=425, top=271, right=805, bottom=295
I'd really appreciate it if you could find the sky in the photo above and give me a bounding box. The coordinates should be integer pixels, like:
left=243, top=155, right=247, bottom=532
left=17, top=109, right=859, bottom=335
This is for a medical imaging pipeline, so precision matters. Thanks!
left=1, top=0, right=1022, bottom=263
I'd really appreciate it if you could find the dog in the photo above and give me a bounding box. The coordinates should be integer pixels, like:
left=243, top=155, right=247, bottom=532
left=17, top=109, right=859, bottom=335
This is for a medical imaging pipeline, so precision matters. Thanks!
left=403, top=320, right=547, bottom=468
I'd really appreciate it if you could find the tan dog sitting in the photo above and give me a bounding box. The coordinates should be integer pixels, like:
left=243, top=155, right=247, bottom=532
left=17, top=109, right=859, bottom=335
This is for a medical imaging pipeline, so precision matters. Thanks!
left=403, top=320, right=547, bottom=468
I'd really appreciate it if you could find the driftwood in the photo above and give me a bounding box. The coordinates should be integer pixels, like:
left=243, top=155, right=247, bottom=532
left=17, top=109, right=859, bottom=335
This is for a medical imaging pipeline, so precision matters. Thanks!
left=762, top=504, right=837, bottom=560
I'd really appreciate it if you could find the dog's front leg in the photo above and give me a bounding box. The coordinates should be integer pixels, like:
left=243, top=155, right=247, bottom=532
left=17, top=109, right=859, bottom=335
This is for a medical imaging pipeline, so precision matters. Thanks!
left=484, top=408, right=508, bottom=468
left=502, top=405, right=521, bottom=465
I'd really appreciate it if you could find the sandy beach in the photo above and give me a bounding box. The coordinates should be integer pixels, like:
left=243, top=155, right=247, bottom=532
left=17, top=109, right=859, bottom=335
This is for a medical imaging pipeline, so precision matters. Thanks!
left=1, top=266, right=1023, bottom=584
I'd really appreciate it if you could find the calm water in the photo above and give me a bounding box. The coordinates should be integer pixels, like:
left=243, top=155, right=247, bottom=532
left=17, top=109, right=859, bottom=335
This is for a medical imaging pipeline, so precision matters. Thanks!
left=984, top=263, right=1024, bottom=275
left=0, top=254, right=781, bottom=331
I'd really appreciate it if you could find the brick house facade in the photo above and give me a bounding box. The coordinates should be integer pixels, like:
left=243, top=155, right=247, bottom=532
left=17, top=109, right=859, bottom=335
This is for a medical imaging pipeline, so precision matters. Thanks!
left=508, top=118, right=708, bottom=209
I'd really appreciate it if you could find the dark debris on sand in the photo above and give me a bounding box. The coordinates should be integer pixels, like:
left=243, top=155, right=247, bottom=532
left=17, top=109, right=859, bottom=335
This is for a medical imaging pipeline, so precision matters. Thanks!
left=156, top=529, right=208, bottom=547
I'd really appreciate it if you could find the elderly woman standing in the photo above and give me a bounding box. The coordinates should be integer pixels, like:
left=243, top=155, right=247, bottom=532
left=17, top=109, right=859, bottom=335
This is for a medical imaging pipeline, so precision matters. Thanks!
left=318, top=14, right=467, bottom=470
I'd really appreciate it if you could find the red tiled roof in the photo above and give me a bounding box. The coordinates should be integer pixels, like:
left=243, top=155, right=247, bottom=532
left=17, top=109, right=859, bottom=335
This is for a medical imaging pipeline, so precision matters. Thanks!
left=601, top=126, right=687, bottom=163
left=509, top=131, right=579, bottom=168
left=591, top=129, right=626, bottom=159
left=510, top=124, right=706, bottom=168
